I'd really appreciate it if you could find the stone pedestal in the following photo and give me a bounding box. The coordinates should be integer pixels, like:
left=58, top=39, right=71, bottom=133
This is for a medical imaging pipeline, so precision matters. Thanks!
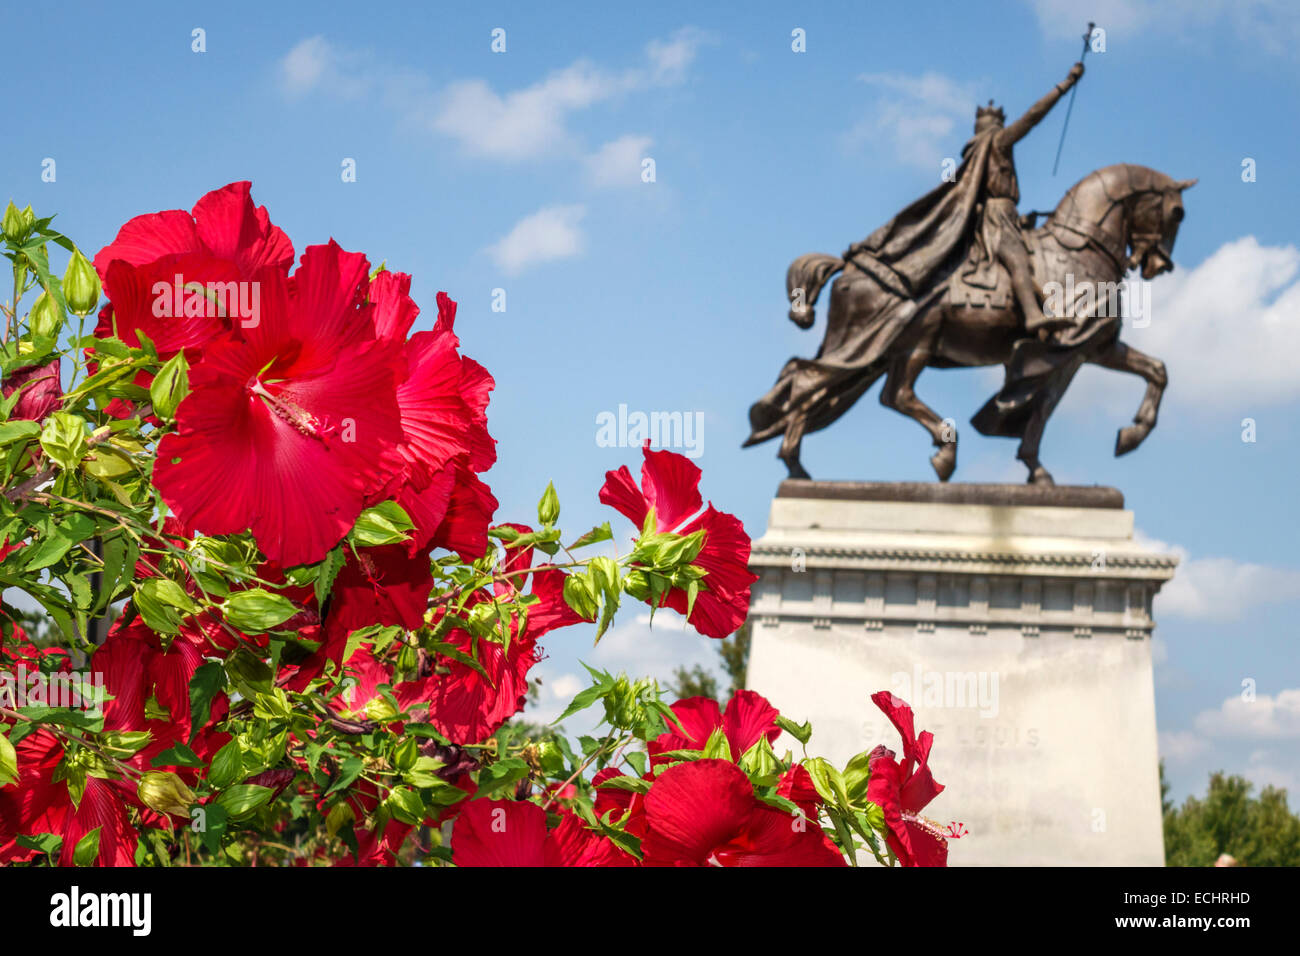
left=745, top=481, right=1177, bottom=866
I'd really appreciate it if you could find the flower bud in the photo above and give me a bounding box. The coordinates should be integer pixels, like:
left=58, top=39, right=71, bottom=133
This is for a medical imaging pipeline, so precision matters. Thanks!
left=2, top=202, right=34, bottom=243
left=28, top=290, right=65, bottom=338
left=62, top=248, right=101, bottom=317
left=138, top=771, right=197, bottom=817
left=603, top=675, right=651, bottom=729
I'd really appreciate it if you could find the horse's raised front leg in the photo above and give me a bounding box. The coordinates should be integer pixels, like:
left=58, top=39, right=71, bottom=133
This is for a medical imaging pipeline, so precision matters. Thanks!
left=880, top=348, right=956, bottom=481
left=1090, top=339, right=1167, bottom=456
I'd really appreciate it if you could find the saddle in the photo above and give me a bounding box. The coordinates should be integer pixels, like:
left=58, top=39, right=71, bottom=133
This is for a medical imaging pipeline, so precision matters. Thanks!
left=942, top=223, right=1072, bottom=311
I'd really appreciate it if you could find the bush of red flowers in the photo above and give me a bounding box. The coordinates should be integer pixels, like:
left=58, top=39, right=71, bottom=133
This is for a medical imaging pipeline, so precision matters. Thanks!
left=0, top=185, right=956, bottom=867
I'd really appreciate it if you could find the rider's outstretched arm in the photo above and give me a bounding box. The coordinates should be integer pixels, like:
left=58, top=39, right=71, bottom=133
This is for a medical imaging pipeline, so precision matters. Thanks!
left=999, top=63, right=1084, bottom=147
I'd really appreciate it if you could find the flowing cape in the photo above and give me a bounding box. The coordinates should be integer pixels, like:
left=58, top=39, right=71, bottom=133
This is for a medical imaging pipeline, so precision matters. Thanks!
left=745, top=133, right=996, bottom=447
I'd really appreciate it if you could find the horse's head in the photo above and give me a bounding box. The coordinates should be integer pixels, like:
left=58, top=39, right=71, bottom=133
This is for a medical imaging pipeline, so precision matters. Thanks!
left=1126, top=177, right=1196, bottom=279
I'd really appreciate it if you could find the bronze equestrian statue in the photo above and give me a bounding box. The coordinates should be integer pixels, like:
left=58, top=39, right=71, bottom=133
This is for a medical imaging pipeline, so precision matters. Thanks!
left=744, top=60, right=1195, bottom=485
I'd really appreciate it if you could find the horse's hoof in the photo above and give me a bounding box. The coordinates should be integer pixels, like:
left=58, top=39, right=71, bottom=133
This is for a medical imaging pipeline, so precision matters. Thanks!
left=930, top=443, right=957, bottom=482
left=1027, top=466, right=1055, bottom=486
left=782, top=458, right=811, bottom=481
left=1115, top=424, right=1147, bottom=457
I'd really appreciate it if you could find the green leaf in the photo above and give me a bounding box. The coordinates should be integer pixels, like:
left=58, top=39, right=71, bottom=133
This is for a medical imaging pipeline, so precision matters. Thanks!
left=100, top=730, right=152, bottom=759
left=385, top=785, right=426, bottom=825
left=72, top=827, right=101, bottom=866
left=15, top=832, right=61, bottom=857
left=473, top=758, right=531, bottom=799
left=314, top=545, right=346, bottom=607
left=134, top=576, right=195, bottom=634
left=149, top=351, right=190, bottom=420
left=776, top=714, right=814, bottom=746
left=151, top=742, right=203, bottom=769
left=39, top=411, right=88, bottom=472
left=187, top=662, right=225, bottom=742
left=224, top=645, right=273, bottom=696
left=91, top=535, right=130, bottom=615
left=23, top=514, right=96, bottom=573
left=325, top=756, right=365, bottom=797
left=553, top=683, right=610, bottom=725
left=0, top=420, right=41, bottom=446
left=207, top=739, right=244, bottom=790
left=18, top=704, right=104, bottom=734
left=222, top=589, right=297, bottom=632
left=562, top=574, right=599, bottom=621
left=566, top=521, right=613, bottom=550
left=196, top=804, right=229, bottom=855
left=214, top=783, right=273, bottom=820
left=349, top=501, right=414, bottom=547
left=0, top=731, right=17, bottom=787
left=595, top=773, right=652, bottom=794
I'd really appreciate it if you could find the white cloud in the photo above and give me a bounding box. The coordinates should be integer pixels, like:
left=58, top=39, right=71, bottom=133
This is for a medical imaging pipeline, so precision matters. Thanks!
left=1105, top=238, right=1300, bottom=411
left=644, top=27, right=709, bottom=84
left=1242, top=748, right=1300, bottom=793
left=434, top=63, right=614, bottom=161
left=1194, top=688, right=1300, bottom=739
left=1137, top=531, right=1300, bottom=621
left=846, top=71, right=978, bottom=169
left=279, top=35, right=374, bottom=100
left=584, top=134, right=653, bottom=188
left=487, top=204, right=587, bottom=274
left=1159, top=729, right=1209, bottom=763
left=281, top=28, right=707, bottom=163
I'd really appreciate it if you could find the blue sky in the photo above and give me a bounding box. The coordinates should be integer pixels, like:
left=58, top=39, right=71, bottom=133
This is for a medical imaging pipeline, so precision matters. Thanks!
left=9, top=0, right=1300, bottom=807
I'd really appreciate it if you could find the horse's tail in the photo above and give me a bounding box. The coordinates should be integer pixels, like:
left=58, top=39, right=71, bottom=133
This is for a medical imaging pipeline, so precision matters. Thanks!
left=786, top=253, right=844, bottom=329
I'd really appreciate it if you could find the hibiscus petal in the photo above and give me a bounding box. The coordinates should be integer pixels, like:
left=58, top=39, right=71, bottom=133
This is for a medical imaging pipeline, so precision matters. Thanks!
left=543, top=812, right=635, bottom=867
left=722, top=689, right=781, bottom=758
left=93, top=209, right=203, bottom=277
left=637, top=447, right=704, bottom=531
left=191, top=181, right=295, bottom=277
left=641, top=759, right=754, bottom=866
left=451, top=799, right=546, bottom=867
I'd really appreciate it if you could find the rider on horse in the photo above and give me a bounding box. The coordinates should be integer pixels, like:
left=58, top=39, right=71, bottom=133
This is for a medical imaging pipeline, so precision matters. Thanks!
left=844, top=62, right=1086, bottom=336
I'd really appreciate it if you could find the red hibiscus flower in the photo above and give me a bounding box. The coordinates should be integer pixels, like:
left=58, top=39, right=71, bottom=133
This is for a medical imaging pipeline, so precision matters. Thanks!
left=3, top=359, right=62, bottom=422
left=383, top=529, right=586, bottom=743
left=93, top=181, right=293, bottom=285
left=647, top=689, right=780, bottom=767
left=599, top=446, right=757, bottom=639
left=866, top=691, right=949, bottom=867
left=387, top=291, right=497, bottom=561
left=92, top=182, right=296, bottom=417
left=325, top=543, right=434, bottom=638
left=0, top=720, right=138, bottom=866
left=640, top=759, right=845, bottom=867
left=153, top=242, right=407, bottom=566
left=451, top=799, right=632, bottom=867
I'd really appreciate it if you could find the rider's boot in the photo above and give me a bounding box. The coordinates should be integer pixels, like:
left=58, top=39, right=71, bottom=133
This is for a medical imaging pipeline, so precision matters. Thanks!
left=1014, top=273, right=1073, bottom=336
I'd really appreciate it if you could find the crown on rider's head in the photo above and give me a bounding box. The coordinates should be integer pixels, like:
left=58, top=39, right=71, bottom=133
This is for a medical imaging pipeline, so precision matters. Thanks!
left=975, top=99, right=1005, bottom=133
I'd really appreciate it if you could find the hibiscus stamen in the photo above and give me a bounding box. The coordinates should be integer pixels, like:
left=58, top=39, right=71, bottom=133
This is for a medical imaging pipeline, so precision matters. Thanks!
left=248, top=379, right=336, bottom=446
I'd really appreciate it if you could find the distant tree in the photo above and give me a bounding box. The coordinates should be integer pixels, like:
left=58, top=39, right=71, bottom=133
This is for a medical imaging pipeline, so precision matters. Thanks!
left=668, top=620, right=750, bottom=701
left=1163, top=764, right=1300, bottom=866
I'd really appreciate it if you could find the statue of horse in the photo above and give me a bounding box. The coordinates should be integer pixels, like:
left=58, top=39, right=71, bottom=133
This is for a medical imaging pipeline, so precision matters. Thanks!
left=744, top=164, right=1195, bottom=485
